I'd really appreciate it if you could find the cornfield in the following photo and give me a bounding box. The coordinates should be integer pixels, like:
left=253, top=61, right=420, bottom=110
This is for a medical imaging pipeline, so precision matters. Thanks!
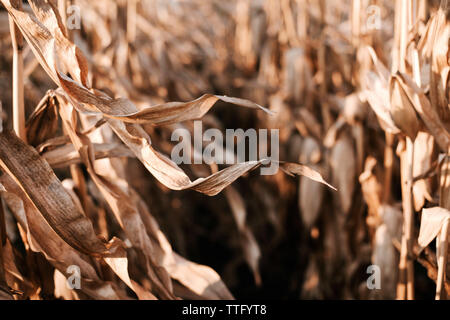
left=0, top=0, right=448, bottom=301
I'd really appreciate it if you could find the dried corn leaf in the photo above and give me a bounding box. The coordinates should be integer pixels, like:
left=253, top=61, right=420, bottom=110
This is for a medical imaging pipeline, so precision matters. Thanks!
left=57, top=100, right=176, bottom=300
left=3, top=0, right=271, bottom=126
left=0, top=130, right=116, bottom=256
left=157, top=230, right=234, bottom=299
left=42, top=142, right=134, bottom=168
left=360, top=46, right=401, bottom=134
left=413, top=132, right=435, bottom=211
left=1, top=0, right=329, bottom=198
left=389, top=75, right=421, bottom=140
left=418, top=207, right=450, bottom=251
left=282, top=163, right=336, bottom=191
left=0, top=175, right=126, bottom=299
left=395, top=72, right=450, bottom=152
left=440, top=155, right=450, bottom=210
left=26, top=92, right=59, bottom=147
left=77, top=110, right=234, bottom=300
left=418, top=3, right=450, bottom=123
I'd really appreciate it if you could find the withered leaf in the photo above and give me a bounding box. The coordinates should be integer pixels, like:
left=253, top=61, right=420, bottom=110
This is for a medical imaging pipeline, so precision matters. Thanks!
left=418, top=207, right=450, bottom=251
left=0, top=130, right=115, bottom=256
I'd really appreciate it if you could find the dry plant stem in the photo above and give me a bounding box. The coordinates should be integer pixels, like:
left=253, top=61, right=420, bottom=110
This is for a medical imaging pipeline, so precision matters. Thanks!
left=296, top=0, right=308, bottom=41
left=318, top=2, right=331, bottom=131
left=436, top=219, right=449, bottom=299
left=416, top=247, right=450, bottom=296
left=383, top=132, right=394, bottom=203
left=398, top=0, right=408, bottom=73
left=405, top=0, right=416, bottom=300
left=351, top=0, right=361, bottom=47
left=58, top=0, right=67, bottom=26
left=127, top=0, right=137, bottom=43
left=0, top=102, right=3, bottom=133
left=318, top=39, right=331, bottom=131
left=418, top=0, right=427, bottom=21
left=437, top=153, right=450, bottom=299
left=70, top=164, right=89, bottom=213
left=0, top=197, right=7, bottom=287
left=408, top=0, right=414, bottom=27
left=393, top=0, right=405, bottom=297
left=392, top=0, right=401, bottom=72
left=8, top=0, right=25, bottom=142
left=406, top=137, right=415, bottom=300
left=395, top=0, right=415, bottom=300
left=318, top=0, right=332, bottom=131
left=62, top=119, right=89, bottom=213
left=281, top=0, right=300, bottom=47
left=440, top=154, right=450, bottom=210
left=397, top=137, right=415, bottom=300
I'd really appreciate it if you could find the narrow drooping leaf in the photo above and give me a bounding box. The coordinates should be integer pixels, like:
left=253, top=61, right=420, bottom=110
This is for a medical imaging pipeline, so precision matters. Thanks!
left=0, top=130, right=116, bottom=256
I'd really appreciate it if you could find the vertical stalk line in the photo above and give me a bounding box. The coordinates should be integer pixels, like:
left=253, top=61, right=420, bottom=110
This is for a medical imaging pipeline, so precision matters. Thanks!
left=398, top=0, right=408, bottom=73
left=435, top=219, right=449, bottom=300
left=58, top=0, right=68, bottom=28
left=393, top=0, right=405, bottom=298
left=397, top=138, right=415, bottom=300
left=405, top=137, right=415, bottom=300
left=397, top=137, right=415, bottom=300
left=440, top=153, right=450, bottom=214
left=296, top=0, right=308, bottom=42
left=382, top=132, right=394, bottom=203
left=127, top=0, right=138, bottom=43
left=281, top=0, right=300, bottom=47
left=318, top=0, right=331, bottom=131
left=0, top=196, right=7, bottom=288
left=8, top=0, right=25, bottom=142
left=398, top=104, right=416, bottom=299
left=392, top=0, right=401, bottom=72
left=397, top=141, right=406, bottom=299
left=351, top=0, right=361, bottom=47
left=405, top=0, right=416, bottom=300
left=61, top=102, right=90, bottom=215
left=437, top=153, right=450, bottom=299
left=394, top=0, right=415, bottom=300
left=0, top=101, right=3, bottom=133
left=417, top=0, right=427, bottom=22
